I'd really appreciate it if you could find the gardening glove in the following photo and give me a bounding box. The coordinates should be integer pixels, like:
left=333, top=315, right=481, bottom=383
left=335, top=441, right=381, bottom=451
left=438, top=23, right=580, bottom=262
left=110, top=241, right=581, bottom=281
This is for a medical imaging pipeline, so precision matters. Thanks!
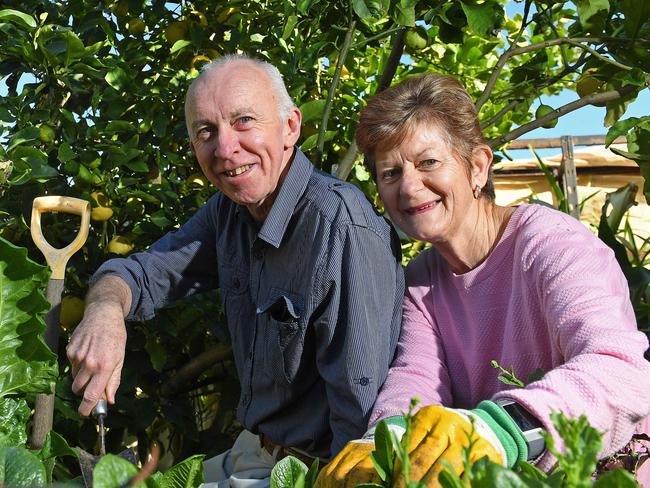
left=391, top=401, right=528, bottom=488
left=314, top=417, right=407, bottom=488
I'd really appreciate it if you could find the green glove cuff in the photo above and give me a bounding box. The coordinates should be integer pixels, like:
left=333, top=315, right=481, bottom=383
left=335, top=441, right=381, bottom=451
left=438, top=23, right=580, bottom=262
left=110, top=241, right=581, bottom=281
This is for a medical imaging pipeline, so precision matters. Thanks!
left=364, top=415, right=407, bottom=440
left=473, top=400, right=528, bottom=467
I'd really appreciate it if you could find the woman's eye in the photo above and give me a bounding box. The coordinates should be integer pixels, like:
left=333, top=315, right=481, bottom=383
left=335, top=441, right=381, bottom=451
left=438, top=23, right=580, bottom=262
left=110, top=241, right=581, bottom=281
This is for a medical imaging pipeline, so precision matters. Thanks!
left=420, top=159, right=438, bottom=168
left=381, top=168, right=399, bottom=180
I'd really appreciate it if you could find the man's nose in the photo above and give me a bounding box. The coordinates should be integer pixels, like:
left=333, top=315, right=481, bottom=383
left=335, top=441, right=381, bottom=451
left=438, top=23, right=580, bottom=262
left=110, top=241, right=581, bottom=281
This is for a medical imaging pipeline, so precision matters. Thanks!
left=214, top=127, right=239, bottom=159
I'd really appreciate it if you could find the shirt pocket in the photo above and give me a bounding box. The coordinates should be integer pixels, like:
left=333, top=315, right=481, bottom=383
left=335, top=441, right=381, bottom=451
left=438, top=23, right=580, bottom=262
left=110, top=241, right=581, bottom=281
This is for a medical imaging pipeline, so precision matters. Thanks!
left=257, top=288, right=305, bottom=384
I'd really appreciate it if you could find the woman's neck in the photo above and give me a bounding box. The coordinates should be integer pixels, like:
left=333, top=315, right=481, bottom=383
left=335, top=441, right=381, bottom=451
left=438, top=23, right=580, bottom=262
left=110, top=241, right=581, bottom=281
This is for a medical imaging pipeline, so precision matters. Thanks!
left=435, top=202, right=514, bottom=275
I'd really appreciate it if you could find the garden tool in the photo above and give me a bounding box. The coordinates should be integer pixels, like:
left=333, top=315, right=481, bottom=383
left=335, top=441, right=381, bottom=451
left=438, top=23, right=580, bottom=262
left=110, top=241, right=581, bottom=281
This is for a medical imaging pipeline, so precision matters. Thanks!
left=29, top=196, right=90, bottom=450
left=76, top=399, right=138, bottom=488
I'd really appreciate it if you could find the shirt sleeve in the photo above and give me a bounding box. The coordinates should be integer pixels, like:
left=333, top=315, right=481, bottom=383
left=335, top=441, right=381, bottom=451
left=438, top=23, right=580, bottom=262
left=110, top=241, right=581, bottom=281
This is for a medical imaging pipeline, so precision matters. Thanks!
left=493, top=215, right=650, bottom=471
left=369, top=255, right=452, bottom=425
left=90, top=197, right=220, bottom=321
left=313, top=223, right=404, bottom=456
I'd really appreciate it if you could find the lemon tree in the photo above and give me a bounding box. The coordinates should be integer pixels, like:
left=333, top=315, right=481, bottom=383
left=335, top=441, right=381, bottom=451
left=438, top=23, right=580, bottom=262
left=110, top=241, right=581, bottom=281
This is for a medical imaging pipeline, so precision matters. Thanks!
left=0, top=0, right=648, bottom=478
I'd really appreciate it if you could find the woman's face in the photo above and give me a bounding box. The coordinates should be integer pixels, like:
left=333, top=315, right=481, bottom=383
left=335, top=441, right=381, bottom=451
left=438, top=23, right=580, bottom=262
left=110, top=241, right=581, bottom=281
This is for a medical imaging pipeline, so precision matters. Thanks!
left=374, top=123, right=476, bottom=244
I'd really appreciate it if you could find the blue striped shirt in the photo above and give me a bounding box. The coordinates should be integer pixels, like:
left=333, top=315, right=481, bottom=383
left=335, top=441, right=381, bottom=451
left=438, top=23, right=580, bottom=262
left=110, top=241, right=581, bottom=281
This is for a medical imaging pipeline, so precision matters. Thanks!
left=93, top=149, right=404, bottom=457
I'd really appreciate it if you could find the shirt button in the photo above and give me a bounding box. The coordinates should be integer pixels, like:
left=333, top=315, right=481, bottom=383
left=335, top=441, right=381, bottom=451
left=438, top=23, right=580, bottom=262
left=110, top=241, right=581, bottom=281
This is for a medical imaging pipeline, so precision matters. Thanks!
left=359, top=377, right=370, bottom=386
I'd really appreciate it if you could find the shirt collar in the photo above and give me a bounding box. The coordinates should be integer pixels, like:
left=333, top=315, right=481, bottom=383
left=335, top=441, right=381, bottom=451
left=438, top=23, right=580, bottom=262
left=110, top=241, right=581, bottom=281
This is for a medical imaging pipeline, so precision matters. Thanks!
left=257, top=148, right=313, bottom=248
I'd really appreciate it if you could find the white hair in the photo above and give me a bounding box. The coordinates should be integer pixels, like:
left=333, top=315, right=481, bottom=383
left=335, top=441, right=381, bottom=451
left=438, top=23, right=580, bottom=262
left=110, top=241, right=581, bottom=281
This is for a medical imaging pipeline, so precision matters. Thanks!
left=184, top=54, right=296, bottom=135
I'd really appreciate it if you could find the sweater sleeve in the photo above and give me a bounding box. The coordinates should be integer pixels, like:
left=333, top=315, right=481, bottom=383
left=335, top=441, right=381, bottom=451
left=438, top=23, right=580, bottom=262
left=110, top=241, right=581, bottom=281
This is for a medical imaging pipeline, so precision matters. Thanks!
left=493, top=212, right=650, bottom=471
left=369, top=254, right=452, bottom=425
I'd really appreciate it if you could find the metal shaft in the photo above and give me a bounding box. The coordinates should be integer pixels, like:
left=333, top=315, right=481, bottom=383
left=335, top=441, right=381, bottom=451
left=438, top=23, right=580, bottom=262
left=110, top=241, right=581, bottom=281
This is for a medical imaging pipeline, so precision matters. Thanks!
left=93, top=399, right=108, bottom=456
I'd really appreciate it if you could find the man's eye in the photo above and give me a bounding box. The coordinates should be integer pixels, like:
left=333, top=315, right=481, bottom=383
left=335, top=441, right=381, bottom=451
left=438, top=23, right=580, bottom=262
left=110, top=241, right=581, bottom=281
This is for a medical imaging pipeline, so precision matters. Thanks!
left=197, top=127, right=213, bottom=138
left=236, top=116, right=253, bottom=126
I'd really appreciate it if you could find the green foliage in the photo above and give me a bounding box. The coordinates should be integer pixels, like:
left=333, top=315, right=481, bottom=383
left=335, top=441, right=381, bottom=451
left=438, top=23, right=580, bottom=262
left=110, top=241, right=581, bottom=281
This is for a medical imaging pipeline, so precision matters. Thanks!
left=0, top=0, right=648, bottom=480
left=0, top=446, right=47, bottom=487
left=270, top=456, right=309, bottom=488
left=0, top=237, right=57, bottom=398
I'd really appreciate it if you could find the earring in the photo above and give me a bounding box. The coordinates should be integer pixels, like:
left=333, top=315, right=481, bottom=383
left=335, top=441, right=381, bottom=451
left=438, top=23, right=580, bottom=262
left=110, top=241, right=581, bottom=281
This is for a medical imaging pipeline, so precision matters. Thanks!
left=473, top=184, right=482, bottom=199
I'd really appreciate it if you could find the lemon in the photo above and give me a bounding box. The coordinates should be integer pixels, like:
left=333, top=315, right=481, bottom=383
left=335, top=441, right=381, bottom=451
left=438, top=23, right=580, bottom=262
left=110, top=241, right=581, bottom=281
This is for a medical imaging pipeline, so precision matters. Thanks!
left=576, top=75, right=603, bottom=98
left=164, top=20, right=189, bottom=44
left=535, top=104, right=557, bottom=129
left=188, top=172, right=209, bottom=187
left=90, top=191, right=109, bottom=207
left=60, top=296, right=85, bottom=330
left=91, top=206, right=114, bottom=221
left=38, top=124, right=56, bottom=143
left=127, top=18, right=146, bottom=36
left=107, top=235, right=135, bottom=255
left=405, top=27, right=429, bottom=51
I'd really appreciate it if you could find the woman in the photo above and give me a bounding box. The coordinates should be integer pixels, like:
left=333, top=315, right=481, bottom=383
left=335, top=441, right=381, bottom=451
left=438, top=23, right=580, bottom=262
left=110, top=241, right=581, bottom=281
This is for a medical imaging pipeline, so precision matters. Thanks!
left=317, top=73, right=650, bottom=486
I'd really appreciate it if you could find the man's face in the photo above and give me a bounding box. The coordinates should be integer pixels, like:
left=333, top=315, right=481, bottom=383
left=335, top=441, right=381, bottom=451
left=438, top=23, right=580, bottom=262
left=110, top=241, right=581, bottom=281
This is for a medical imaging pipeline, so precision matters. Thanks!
left=186, top=62, right=301, bottom=221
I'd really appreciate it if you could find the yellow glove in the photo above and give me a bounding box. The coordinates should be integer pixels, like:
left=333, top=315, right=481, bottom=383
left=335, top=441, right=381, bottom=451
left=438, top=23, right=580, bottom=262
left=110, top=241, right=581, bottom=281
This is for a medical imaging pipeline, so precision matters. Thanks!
left=392, top=405, right=506, bottom=488
left=314, top=439, right=379, bottom=488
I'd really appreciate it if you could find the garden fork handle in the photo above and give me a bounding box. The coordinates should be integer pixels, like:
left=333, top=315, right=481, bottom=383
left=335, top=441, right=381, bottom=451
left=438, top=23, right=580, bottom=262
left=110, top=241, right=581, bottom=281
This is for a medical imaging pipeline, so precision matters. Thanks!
left=29, top=196, right=90, bottom=450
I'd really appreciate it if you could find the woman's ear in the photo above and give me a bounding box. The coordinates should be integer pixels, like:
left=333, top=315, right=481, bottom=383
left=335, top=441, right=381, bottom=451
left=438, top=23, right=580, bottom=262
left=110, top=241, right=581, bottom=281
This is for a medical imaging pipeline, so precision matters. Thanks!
left=470, top=145, right=493, bottom=189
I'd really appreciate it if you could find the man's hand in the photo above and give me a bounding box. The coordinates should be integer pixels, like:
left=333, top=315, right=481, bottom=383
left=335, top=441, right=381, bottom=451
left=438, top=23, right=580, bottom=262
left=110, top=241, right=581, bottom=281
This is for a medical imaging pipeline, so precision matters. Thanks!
left=314, top=439, right=379, bottom=488
left=66, top=275, right=131, bottom=416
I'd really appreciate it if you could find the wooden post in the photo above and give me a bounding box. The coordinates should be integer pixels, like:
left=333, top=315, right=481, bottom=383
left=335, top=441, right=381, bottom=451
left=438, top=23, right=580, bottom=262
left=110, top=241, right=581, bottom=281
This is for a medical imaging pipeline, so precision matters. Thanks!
left=560, top=135, right=580, bottom=219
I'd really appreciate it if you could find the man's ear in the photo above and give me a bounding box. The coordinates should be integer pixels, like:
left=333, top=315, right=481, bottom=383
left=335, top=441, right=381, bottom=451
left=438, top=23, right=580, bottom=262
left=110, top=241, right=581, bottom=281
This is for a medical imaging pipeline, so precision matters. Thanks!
left=470, top=145, right=493, bottom=189
left=284, top=107, right=302, bottom=149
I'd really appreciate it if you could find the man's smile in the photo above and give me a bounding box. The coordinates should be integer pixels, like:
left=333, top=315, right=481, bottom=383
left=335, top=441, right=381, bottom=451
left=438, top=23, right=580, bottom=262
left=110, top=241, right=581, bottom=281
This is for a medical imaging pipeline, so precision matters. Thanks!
left=224, top=164, right=254, bottom=177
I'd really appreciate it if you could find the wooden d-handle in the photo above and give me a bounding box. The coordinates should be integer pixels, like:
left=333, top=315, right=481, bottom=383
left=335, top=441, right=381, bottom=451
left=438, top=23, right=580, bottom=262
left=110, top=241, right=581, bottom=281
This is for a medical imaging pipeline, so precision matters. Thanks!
left=30, top=196, right=91, bottom=279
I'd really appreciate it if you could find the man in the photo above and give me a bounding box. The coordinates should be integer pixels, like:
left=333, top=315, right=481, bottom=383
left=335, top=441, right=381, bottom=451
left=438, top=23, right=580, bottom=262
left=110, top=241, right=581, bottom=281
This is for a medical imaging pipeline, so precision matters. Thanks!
left=66, top=54, right=404, bottom=486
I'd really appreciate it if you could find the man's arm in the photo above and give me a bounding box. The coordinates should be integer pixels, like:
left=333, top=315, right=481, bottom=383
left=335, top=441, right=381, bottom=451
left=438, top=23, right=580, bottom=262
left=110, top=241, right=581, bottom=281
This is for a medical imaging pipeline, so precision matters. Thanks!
left=315, top=223, right=404, bottom=455
left=66, top=275, right=131, bottom=416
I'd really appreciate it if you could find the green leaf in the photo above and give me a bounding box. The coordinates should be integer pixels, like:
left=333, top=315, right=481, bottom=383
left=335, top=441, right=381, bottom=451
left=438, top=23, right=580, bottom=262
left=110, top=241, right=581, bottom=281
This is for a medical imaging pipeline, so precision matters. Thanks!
left=605, top=118, right=640, bottom=146
left=394, top=0, right=416, bottom=27
left=282, top=15, right=298, bottom=40
left=0, top=238, right=57, bottom=398
left=297, top=0, right=314, bottom=14
left=92, top=454, right=138, bottom=488
left=105, top=67, right=128, bottom=91
left=594, top=467, right=638, bottom=486
left=574, top=0, right=610, bottom=31
left=460, top=1, right=502, bottom=37
left=620, top=0, right=650, bottom=38
left=352, top=0, right=372, bottom=19
left=304, top=458, right=319, bottom=488
left=299, top=99, right=326, bottom=123
left=0, top=446, right=47, bottom=487
left=0, top=9, right=36, bottom=29
left=145, top=336, right=167, bottom=372
left=469, top=457, right=529, bottom=487
left=270, top=456, right=308, bottom=488
left=159, top=453, right=205, bottom=488
left=170, top=40, right=192, bottom=54
left=301, top=130, right=335, bottom=152
left=150, top=210, right=172, bottom=228
left=0, top=398, right=30, bottom=447
left=36, top=430, right=78, bottom=462
left=370, top=420, right=393, bottom=482
left=610, top=147, right=650, bottom=162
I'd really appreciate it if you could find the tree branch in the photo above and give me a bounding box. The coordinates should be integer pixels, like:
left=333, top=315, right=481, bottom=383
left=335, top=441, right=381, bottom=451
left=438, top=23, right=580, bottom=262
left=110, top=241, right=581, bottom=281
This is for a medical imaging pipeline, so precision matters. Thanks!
left=336, top=28, right=405, bottom=180
left=159, top=344, right=233, bottom=397
left=476, top=37, right=641, bottom=112
left=488, top=84, right=640, bottom=149
left=315, top=17, right=356, bottom=169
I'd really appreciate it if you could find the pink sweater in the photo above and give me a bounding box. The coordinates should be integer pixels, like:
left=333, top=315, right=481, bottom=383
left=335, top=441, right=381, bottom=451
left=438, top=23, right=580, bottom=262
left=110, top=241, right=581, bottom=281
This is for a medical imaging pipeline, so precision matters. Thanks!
left=370, top=204, right=650, bottom=471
